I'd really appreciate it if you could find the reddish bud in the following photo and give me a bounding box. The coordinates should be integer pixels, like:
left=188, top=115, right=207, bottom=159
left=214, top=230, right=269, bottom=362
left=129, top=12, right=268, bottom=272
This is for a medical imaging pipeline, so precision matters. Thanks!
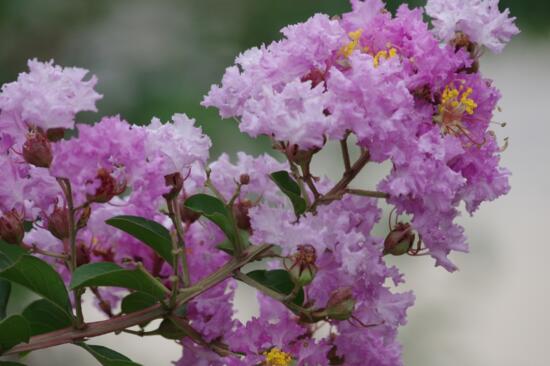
left=232, top=199, right=253, bottom=231
left=76, top=205, right=92, bottom=230
left=163, top=172, right=184, bottom=200
left=75, top=241, right=90, bottom=266
left=383, top=222, right=415, bottom=256
left=0, top=210, right=24, bottom=245
left=239, top=174, right=250, bottom=185
left=22, top=130, right=52, bottom=168
left=46, top=128, right=66, bottom=142
left=86, top=168, right=126, bottom=203
left=284, top=244, right=317, bottom=286
left=47, top=206, right=70, bottom=240
left=179, top=201, right=201, bottom=224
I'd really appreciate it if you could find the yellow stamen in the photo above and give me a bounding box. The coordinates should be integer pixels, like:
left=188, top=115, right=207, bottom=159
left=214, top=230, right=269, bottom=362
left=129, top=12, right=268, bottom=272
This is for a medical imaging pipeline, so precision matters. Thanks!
left=373, top=47, right=397, bottom=67
left=339, top=29, right=363, bottom=58
left=264, top=348, right=292, bottom=366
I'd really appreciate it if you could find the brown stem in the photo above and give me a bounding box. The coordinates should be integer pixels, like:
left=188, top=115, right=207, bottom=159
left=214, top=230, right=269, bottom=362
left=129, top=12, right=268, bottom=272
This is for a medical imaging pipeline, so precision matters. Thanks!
left=167, top=198, right=191, bottom=288
left=4, top=244, right=273, bottom=356
left=300, top=162, right=321, bottom=201
left=310, top=150, right=371, bottom=210
left=345, top=189, right=389, bottom=199
left=340, top=137, right=352, bottom=173
left=21, top=242, right=68, bottom=260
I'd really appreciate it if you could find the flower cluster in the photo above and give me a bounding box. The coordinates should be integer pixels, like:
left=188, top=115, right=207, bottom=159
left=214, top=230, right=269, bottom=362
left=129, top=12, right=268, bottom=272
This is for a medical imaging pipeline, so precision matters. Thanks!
left=0, top=0, right=517, bottom=365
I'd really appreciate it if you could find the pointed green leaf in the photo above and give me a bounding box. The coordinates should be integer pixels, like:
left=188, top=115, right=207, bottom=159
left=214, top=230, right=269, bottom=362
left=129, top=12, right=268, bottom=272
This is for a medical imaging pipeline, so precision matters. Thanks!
left=77, top=343, right=142, bottom=366
left=105, top=216, right=173, bottom=266
left=0, top=315, right=30, bottom=354
left=184, top=194, right=236, bottom=243
left=70, top=262, right=168, bottom=300
left=158, top=318, right=187, bottom=340
left=22, top=299, right=72, bottom=336
left=0, top=254, right=71, bottom=315
left=270, top=171, right=307, bottom=216
left=120, top=292, right=157, bottom=314
left=0, top=241, right=26, bottom=271
left=0, top=280, right=10, bottom=320
left=246, top=269, right=304, bottom=306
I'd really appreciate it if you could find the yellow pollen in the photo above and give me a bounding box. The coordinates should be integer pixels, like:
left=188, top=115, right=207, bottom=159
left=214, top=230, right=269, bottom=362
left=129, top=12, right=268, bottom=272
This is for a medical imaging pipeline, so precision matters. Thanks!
left=339, top=29, right=363, bottom=58
left=264, top=348, right=292, bottom=366
left=373, top=46, right=398, bottom=67
left=440, top=83, right=478, bottom=116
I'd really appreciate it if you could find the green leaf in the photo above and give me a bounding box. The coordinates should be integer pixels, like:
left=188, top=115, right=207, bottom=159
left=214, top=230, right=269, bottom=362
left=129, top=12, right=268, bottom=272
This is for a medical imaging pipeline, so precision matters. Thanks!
left=216, top=230, right=250, bottom=256
left=70, top=262, right=168, bottom=300
left=0, top=241, right=26, bottom=271
left=77, top=343, right=142, bottom=366
left=270, top=171, right=307, bottom=216
left=157, top=318, right=187, bottom=340
left=0, top=255, right=71, bottom=315
left=105, top=216, right=174, bottom=266
left=246, top=269, right=304, bottom=306
left=0, top=280, right=10, bottom=320
left=0, top=315, right=30, bottom=353
left=184, top=194, right=236, bottom=243
left=0, top=361, right=27, bottom=366
left=120, top=292, right=157, bottom=314
left=22, top=299, right=72, bottom=336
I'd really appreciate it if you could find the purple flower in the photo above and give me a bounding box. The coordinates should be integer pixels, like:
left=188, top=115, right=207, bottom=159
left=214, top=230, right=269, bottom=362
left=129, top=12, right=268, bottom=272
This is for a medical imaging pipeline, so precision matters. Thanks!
left=426, top=0, right=519, bottom=53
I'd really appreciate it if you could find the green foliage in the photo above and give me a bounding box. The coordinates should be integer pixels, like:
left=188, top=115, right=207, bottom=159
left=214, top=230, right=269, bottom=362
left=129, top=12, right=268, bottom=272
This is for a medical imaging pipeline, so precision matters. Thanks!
left=184, top=194, right=236, bottom=244
left=70, top=263, right=168, bottom=300
left=270, top=171, right=307, bottom=216
left=246, top=269, right=304, bottom=306
left=106, top=215, right=174, bottom=266
left=0, top=315, right=30, bottom=354
left=22, top=299, right=72, bottom=336
left=158, top=318, right=187, bottom=340
left=0, top=280, right=10, bottom=320
left=0, top=243, right=71, bottom=315
left=120, top=292, right=157, bottom=314
left=77, top=343, right=142, bottom=366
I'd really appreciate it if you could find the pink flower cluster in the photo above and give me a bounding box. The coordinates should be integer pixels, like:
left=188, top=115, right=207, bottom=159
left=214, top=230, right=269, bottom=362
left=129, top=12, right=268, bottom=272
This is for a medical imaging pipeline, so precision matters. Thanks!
left=0, top=0, right=518, bottom=365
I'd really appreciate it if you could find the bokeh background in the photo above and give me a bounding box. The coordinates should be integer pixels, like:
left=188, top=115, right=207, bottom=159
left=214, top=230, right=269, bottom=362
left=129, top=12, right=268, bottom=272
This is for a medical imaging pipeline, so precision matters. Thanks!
left=1, top=0, right=549, bottom=365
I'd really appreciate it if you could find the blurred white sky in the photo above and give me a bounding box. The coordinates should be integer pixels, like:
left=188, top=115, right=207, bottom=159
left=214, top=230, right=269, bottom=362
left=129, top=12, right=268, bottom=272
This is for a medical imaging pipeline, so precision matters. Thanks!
left=11, top=36, right=550, bottom=366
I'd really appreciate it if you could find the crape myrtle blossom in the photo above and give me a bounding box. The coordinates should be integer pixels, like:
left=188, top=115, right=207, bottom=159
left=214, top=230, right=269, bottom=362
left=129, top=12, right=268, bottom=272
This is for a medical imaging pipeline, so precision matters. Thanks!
left=425, top=0, right=520, bottom=54
left=0, top=59, right=101, bottom=147
left=0, top=1, right=517, bottom=365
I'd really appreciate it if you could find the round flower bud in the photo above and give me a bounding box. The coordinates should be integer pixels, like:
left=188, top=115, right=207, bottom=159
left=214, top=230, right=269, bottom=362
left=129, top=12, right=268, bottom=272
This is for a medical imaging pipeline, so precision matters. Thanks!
left=47, top=206, right=70, bottom=240
left=383, top=222, right=415, bottom=256
left=284, top=244, right=317, bottom=286
left=86, top=168, right=126, bottom=204
left=0, top=210, right=24, bottom=245
left=163, top=172, right=184, bottom=200
left=46, top=128, right=66, bottom=142
left=22, top=130, right=52, bottom=168
left=325, top=287, right=356, bottom=321
left=75, top=241, right=90, bottom=267
left=76, top=205, right=92, bottom=230
left=239, top=173, right=250, bottom=185
left=232, top=199, right=253, bottom=231
left=179, top=200, right=201, bottom=224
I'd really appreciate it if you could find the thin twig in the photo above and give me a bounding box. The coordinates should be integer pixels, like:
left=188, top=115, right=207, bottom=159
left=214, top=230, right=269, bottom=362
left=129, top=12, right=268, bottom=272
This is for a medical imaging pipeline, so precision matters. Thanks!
left=340, top=137, right=352, bottom=173
left=345, top=188, right=389, bottom=199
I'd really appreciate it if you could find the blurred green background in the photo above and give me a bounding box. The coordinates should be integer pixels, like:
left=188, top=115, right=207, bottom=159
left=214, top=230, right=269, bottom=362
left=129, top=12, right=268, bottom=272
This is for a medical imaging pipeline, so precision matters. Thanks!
left=1, top=1, right=549, bottom=365
left=0, top=0, right=546, bottom=159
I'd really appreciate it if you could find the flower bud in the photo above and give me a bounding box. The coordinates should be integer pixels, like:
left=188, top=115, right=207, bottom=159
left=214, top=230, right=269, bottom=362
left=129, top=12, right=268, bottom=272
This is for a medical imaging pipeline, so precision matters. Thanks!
left=232, top=199, right=253, bottom=231
left=285, top=244, right=317, bottom=286
left=46, top=128, right=66, bottom=142
left=86, top=168, right=126, bottom=203
left=283, top=143, right=321, bottom=166
left=163, top=172, right=183, bottom=200
left=325, top=287, right=356, bottom=321
left=0, top=210, right=24, bottom=245
left=47, top=206, right=70, bottom=240
left=383, top=222, right=415, bottom=256
left=239, top=173, right=250, bottom=185
left=76, top=205, right=92, bottom=230
left=179, top=200, right=201, bottom=224
left=75, top=241, right=90, bottom=266
left=22, top=130, right=52, bottom=168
